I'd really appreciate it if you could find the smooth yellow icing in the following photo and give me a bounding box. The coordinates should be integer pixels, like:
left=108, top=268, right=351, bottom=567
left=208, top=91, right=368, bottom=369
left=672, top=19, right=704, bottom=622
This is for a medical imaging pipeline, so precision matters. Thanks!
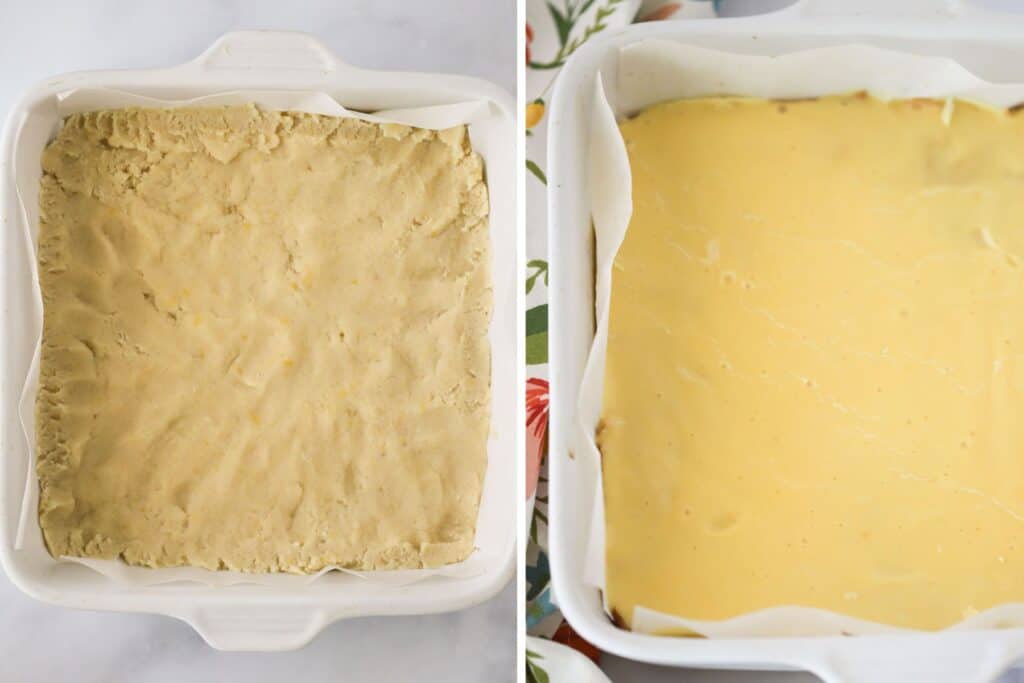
left=601, top=94, right=1024, bottom=630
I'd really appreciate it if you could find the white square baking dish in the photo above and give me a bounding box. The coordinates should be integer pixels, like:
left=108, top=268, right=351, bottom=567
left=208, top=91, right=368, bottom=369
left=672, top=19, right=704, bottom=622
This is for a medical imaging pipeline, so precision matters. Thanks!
left=0, top=30, right=516, bottom=651
left=546, top=1, right=1024, bottom=680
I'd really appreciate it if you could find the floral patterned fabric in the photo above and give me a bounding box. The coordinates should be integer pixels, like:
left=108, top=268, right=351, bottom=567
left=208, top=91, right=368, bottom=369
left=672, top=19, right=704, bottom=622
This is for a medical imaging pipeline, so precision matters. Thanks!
left=524, top=1, right=718, bottom=679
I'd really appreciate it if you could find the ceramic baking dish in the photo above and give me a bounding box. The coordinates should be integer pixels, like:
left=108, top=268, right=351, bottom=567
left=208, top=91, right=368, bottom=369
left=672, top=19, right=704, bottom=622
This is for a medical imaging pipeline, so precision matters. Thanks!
left=546, top=1, right=1024, bottom=680
left=0, top=30, right=516, bottom=651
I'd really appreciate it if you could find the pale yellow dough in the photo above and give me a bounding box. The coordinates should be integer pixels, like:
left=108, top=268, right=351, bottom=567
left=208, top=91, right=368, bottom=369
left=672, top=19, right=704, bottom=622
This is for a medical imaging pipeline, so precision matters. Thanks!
left=602, top=95, right=1024, bottom=630
left=36, top=106, right=491, bottom=572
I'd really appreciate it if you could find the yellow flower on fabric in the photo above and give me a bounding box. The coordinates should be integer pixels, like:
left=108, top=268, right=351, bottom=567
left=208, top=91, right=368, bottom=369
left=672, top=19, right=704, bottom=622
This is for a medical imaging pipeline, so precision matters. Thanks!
left=526, top=100, right=545, bottom=129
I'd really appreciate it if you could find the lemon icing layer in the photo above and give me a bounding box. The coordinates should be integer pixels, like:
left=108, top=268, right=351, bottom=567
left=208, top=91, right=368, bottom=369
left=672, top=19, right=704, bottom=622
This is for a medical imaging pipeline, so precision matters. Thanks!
left=602, top=95, right=1024, bottom=630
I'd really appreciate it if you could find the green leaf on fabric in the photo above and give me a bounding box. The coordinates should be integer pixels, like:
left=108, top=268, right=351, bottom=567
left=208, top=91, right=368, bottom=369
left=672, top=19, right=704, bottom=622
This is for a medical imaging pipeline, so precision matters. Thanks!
left=526, top=260, right=549, bottom=294
left=527, top=60, right=566, bottom=71
left=527, top=332, right=549, bottom=365
left=545, top=1, right=573, bottom=45
left=526, top=650, right=550, bottom=683
left=526, top=159, right=547, bottom=185
left=526, top=305, right=548, bottom=363
left=526, top=304, right=548, bottom=336
left=530, top=0, right=628, bottom=70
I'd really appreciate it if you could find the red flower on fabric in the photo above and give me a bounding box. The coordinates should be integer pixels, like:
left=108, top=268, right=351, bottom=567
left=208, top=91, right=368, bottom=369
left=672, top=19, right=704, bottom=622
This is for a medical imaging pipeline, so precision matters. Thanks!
left=526, top=377, right=549, bottom=499
left=639, top=2, right=683, bottom=21
left=553, top=620, right=601, bottom=663
left=526, top=22, right=534, bottom=65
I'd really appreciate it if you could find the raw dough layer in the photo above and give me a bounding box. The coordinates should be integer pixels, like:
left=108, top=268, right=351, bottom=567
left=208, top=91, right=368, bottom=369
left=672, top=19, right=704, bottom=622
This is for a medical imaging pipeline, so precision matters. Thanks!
left=602, top=95, right=1024, bottom=630
left=36, top=105, right=491, bottom=572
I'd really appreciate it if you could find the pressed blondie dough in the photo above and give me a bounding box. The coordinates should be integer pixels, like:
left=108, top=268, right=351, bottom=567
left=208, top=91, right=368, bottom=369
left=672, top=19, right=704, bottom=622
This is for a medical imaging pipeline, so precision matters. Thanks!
left=36, top=105, right=491, bottom=572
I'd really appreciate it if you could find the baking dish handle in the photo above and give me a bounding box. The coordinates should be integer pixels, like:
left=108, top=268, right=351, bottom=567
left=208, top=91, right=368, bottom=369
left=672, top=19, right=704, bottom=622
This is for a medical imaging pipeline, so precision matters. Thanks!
left=183, top=606, right=329, bottom=651
left=188, top=30, right=345, bottom=74
left=807, top=634, right=1024, bottom=683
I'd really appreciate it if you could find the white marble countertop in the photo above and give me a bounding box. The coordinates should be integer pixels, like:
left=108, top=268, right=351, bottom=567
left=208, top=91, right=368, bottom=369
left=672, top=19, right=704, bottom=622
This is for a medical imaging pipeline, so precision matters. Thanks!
left=0, top=2, right=514, bottom=682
